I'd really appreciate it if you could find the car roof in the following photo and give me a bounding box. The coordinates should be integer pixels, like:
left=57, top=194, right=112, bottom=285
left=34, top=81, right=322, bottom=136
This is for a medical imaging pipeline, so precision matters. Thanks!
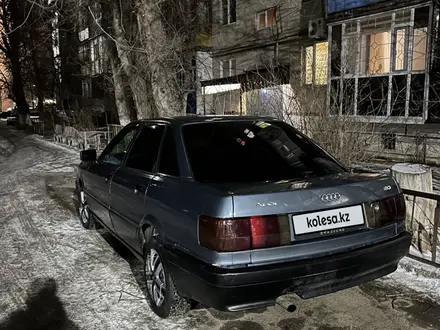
left=132, top=115, right=280, bottom=127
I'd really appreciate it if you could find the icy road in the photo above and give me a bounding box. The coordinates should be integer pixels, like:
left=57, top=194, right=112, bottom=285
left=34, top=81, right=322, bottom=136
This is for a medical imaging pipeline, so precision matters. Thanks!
left=0, top=123, right=439, bottom=330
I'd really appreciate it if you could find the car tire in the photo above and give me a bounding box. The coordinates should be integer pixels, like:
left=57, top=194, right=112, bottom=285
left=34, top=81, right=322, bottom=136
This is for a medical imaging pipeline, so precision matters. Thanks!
left=143, top=236, right=190, bottom=318
left=77, top=188, right=94, bottom=230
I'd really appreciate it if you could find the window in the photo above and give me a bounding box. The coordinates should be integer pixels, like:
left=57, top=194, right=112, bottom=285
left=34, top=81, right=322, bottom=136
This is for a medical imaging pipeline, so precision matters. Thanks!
left=221, top=59, right=236, bottom=78
left=101, top=127, right=139, bottom=166
left=82, top=79, right=92, bottom=98
left=412, top=27, right=427, bottom=71
left=92, top=2, right=102, bottom=26
left=125, top=124, right=165, bottom=173
left=221, top=0, right=236, bottom=25
left=304, top=42, right=328, bottom=85
left=257, top=7, right=277, bottom=30
left=365, top=31, right=392, bottom=74
left=91, top=36, right=105, bottom=74
left=78, top=28, right=89, bottom=42
left=79, top=43, right=91, bottom=75
left=182, top=121, right=345, bottom=183
left=158, top=128, right=179, bottom=177
left=395, top=28, right=408, bottom=71
left=354, top=11, right=428, bottom=75
left=329, top=6, right=430, bottom=119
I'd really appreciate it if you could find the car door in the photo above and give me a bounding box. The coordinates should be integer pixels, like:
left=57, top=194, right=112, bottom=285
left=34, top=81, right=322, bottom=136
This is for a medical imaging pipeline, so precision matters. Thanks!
left=144, top=126, right=188, bottom=248
left=83, top=124, right=140, bottom=231
left=110, top=123, right=166, bottom=251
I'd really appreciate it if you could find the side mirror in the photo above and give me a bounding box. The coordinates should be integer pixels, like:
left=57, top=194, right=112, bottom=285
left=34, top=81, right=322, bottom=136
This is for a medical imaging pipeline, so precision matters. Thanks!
left=80, top=149, right=97, bottom=162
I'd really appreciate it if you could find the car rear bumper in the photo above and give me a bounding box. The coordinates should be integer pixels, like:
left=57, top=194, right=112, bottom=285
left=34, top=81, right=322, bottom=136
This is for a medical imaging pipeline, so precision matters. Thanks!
left=164, top=231, right=412, bottom=312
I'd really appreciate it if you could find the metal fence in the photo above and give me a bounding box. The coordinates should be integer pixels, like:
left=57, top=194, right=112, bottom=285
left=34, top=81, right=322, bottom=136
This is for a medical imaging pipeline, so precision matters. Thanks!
left=52, top=124, right=109, bottom=153
left=402, top=188, right=440, bottom=266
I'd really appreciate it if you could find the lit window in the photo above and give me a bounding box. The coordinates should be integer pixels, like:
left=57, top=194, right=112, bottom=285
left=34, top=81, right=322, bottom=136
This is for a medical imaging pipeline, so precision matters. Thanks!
left=395, top=29, right=407, bottom=71
left=304, top=42, right=328, bottom=85
left=305, top=46, right=313, bottom=85
left=222, top=0, right=236, bottom=25
left=257, top=8, right=277, bottom=30
left=315, top=43, right=329, bottom=84
left=366, top=32, right=392, bottom=74
left=412, top=28, right=427, bottom=71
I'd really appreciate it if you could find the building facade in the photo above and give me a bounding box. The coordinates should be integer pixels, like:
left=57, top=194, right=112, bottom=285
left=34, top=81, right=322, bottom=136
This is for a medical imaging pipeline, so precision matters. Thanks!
left=201, top=0, right=440, bottom=127
left=326, top=0, right=440, bottom=124
left=200, top=0, right=325, bottom=119
left=53, top=1, right=116, bottom=127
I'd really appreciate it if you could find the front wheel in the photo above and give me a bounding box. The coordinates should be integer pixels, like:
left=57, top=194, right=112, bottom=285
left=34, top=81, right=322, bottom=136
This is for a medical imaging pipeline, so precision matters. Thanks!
left=77, top=189, right=94, bottom=230
left=143, top=237, right=190, bottom=318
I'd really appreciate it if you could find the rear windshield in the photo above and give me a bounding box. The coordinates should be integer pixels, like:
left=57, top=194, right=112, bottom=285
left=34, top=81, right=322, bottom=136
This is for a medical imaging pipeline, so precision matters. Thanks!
left=182, top=120, right=346, bottom=183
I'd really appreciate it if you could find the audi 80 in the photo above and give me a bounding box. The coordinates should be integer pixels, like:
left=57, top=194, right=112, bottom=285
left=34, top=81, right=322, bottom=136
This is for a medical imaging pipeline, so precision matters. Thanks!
left=75, top=116, right=411, bottom=318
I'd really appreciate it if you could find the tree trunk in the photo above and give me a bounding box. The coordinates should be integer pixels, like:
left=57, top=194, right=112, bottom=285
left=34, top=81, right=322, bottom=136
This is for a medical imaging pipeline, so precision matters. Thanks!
left=10, top=55, right=30, bottom=127
left=9, top=0, right=30, bottom=127
left=391, top=163, right=434, bottom=253
left=135, top=0, right=183, bottom=117
left=109, top=41, right=136, bottom=126
left=111, top=0, right=156, bottom=119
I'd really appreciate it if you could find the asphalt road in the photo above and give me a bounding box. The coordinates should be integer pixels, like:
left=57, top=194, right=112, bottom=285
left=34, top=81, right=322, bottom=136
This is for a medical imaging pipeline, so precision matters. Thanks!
left=0, top=123, right=439, bottom=330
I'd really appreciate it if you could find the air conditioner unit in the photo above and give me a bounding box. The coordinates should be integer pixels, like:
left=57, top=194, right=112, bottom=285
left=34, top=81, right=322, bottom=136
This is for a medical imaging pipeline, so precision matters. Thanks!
left=308, top=18, right=326, bottom=39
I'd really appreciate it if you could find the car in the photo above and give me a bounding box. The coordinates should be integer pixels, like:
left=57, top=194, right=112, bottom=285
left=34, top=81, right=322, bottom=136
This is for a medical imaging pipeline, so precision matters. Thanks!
left=6, top=115, right=17, bottom=126
left=75, top=116, right=411, bottom=318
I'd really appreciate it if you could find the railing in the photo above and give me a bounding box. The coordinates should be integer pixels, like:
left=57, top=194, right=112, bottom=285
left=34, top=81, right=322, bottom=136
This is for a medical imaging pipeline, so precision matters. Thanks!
left=52, top=124, right=109, bottom=153
left=401, top=188, right=440, bottom=266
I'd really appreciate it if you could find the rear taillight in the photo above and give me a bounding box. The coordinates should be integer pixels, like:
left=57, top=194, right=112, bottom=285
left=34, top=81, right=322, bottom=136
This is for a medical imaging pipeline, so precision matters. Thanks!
left=199, top=215, right=290, bottom=252
left=365, top=193, right=406, bottom=227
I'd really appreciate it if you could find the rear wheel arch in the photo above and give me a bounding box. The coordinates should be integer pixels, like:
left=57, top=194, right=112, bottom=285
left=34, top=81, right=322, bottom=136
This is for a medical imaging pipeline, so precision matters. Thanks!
left=139, top=217, right=163, bottom=252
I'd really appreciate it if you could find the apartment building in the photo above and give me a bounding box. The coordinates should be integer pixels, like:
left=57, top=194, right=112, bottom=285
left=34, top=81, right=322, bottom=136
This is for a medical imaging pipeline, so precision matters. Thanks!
left=201, top=0, right=440, bottom=127
left=53, top=2, right=116, bottom=126
left=326, top=0, right=440, bottom=124
left=200, top=0, right=325, bottom=118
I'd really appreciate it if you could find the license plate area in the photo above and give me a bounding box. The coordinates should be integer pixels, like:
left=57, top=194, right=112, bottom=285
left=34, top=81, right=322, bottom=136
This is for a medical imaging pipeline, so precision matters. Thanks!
left=292, top=205, right=365, bottom=237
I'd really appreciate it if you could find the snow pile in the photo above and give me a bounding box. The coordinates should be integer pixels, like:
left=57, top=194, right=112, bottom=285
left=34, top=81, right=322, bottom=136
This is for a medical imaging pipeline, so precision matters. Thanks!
left=409, top=245, right=440, bottom=264
left=0, top=136, right=14, bottom=157
left=28, top=135, right=78, bottom=156
left=380, top=257, right=440, bottom=303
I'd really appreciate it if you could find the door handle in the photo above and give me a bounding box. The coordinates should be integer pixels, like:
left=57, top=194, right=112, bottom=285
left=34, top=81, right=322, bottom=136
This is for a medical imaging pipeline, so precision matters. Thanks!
left=134, top=184, right=144, bottom=195
left=105, top=172, right=116, bottom=183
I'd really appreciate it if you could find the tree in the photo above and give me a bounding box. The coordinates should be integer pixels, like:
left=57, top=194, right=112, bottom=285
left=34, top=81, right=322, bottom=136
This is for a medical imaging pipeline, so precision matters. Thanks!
left=0, top=0, right=56, bottom=126
left=0, top=0, right=31, bottom=125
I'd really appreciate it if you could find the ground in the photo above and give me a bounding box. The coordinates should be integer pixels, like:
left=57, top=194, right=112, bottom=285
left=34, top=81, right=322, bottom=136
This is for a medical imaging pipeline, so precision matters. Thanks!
left=0, top=124, right=439, bottom=330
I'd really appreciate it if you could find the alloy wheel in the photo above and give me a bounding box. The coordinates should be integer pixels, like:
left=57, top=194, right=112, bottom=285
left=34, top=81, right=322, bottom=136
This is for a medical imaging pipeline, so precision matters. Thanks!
left=145, top=248, right=166, bottom=307
left=79, top=191, right=90, bottom=225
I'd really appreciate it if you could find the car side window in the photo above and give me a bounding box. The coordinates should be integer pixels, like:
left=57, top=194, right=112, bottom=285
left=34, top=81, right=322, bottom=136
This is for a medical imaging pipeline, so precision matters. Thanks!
left=158, top=127, right=179, bottom=177
left=101, top=127, right=139, bottom=166
left=125, top=124, right=165, bottom=172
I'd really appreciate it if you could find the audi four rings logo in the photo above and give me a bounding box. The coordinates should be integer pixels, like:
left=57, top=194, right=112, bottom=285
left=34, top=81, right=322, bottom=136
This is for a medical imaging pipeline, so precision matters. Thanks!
left=321, top=193, right=341, bottom=202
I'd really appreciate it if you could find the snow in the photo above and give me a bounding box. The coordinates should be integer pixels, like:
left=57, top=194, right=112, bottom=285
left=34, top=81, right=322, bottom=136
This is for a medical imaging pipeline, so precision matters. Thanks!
left=29, top=134, right=79, bottom=156
left=391, top=163, right=431, bottom=175
left=0, top=135, right=14, bottom=157
left=380, top=257, right=440, bottom=303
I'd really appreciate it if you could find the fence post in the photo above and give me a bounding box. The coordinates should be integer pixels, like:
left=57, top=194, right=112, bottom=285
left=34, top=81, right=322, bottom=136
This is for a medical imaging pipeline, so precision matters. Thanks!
left=433, top=202, right=440, bottom=263
left=83, top=131, right=87, bottom=150
left=422, top=135, right=427, bottom=164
